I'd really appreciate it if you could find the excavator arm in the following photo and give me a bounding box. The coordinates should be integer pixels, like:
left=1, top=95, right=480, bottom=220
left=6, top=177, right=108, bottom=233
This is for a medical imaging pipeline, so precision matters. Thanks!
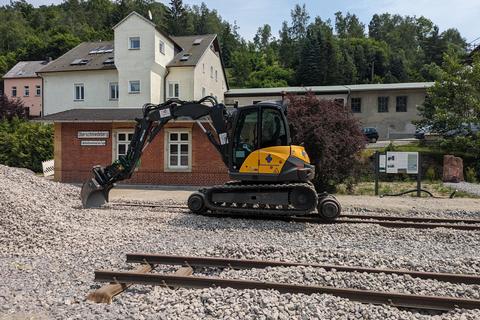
left=80, top=96, right=230, bottom=208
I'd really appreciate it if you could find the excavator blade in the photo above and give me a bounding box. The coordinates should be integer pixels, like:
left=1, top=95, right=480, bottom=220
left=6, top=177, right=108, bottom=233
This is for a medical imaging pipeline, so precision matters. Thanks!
left=80, top=177, right=110, bottom=209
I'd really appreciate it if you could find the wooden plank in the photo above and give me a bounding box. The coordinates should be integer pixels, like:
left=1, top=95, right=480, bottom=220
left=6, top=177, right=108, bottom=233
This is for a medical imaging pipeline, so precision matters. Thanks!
left=87, top=264, right=153, bottom=303
left=87, top=265, right=193, bottom=303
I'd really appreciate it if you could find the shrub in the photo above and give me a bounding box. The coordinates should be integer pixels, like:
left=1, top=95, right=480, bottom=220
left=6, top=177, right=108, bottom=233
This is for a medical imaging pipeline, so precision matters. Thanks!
left=0, top=95, right=29, bottom=120
left=0, top=117, right=53, bottom=172
left=287, top=93, right=366, bottom=192
left=425, top=165, right=437, bottom=182
left=465, top=167, right=478, bottom=183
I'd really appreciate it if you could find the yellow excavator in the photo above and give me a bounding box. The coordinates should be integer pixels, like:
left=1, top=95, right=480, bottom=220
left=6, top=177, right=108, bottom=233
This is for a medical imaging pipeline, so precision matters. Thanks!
left=80, top=96, right=341, bottom=221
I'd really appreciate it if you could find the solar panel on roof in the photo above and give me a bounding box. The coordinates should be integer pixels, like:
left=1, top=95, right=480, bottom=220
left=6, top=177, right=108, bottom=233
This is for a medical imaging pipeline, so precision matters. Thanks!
left=71, top=58, right=90, bottom=65
left=180, top=53, right=191, bottom=61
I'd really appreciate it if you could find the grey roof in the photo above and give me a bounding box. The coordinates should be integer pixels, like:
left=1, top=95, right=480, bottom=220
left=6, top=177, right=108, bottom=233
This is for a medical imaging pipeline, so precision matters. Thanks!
left=40, top=108, right=142, bottom=122
left=168, top=34, right=217, bottom=67
left=3, top=60, right=51, bottom=79
left=37, top=42, right=116, bottom=73
left=225, top=82, right=435, bottom=97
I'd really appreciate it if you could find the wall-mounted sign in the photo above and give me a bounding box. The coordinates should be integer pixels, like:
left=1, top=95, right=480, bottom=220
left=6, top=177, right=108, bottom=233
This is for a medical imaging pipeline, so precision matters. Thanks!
left=386, top=152, right=419, bottom=174
left=81, top=140, right=106, bottom=146
left=77, top=131, right=109, bottom=139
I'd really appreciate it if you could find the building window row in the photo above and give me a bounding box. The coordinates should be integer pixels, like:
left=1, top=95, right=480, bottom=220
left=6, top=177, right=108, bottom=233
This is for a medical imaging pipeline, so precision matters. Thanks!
left=11, top=86, right=17, bottom=97
left=114, top=130, right=191, bottom=171
left=349, top=96, right=408, bottom=114
left=168, top=81, right=179, bottom=98
left=35, top=85, right=41, bottom=96
left=168, top=131, right=190, bottom=169
left=129, top=36, right=140, bottom=50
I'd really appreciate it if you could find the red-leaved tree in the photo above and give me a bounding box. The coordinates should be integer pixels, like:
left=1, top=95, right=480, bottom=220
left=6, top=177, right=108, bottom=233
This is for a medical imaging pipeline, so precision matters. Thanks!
left=287, top=93, right=366, bottom=192
left=0, top=95, right=29, bottom=120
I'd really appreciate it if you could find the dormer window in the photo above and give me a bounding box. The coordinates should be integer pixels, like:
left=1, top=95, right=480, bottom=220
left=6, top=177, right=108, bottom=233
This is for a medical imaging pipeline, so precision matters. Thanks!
left=129, top=37, right=140, bottom=50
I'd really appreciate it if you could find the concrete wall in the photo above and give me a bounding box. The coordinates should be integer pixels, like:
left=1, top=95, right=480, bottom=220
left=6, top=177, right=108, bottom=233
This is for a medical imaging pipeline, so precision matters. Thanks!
left=350, top=89, right=426, bottom=139
left=43, top=70, right=118, bottom=115
left=4, top=77, right=43, bottom=116
left=55, top=121, right=228, bottom=185
left=225, top=94, right=347, bottom=107
left=194, top=45, right=226, bottom=102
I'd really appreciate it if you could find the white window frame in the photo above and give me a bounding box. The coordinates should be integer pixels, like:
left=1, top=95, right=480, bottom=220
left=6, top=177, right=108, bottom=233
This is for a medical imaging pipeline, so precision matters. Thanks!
left=159, top=40, right=165, bottom=54
left=167, top=81, right=179, bottom=98
left=35, top=85, right=41, bottom=96
left=12, top=86, right=17, bottom=97
left=109, top=82, right=119, bottom=100
left=129, top=36, right=140, bottom=50
left=164, top=129, right=192, bottom=172
left=113, top=131, right=134, bottom=161
left=24, top=86, right=29, bottom=97
left=74, top=83, right=85, bottom=101
left=128, top=80, right=140, bottom=94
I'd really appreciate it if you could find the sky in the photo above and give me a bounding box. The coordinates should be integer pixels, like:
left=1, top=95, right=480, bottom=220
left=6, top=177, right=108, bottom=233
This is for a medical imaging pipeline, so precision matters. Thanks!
left=2, top=0, right=480, bottom=44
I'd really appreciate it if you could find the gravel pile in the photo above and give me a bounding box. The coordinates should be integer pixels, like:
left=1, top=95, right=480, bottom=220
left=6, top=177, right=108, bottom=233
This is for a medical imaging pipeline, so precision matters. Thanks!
left=1, top=165, right=480, bottom=319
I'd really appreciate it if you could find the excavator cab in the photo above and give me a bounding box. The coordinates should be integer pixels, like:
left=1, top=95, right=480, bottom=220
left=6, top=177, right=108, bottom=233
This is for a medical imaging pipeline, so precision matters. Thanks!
left=80, top=97, right=341, bottom=221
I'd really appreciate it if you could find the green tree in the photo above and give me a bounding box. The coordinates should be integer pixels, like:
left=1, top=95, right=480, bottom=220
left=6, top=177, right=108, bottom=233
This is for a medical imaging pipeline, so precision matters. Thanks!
left=335, top=11, right=365, bottom=38
left=416, top=52, right=480, bottom=134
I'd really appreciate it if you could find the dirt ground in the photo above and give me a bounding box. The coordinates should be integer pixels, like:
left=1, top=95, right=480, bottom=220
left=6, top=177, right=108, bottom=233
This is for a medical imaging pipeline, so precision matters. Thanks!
left=109, top=187, right=480, bottom=214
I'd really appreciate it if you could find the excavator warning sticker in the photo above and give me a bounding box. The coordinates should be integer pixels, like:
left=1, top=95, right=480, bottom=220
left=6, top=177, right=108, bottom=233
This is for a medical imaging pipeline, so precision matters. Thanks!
left=159, top=108, right=171, bottom=118
left=219, top=133, right=228, bottom=145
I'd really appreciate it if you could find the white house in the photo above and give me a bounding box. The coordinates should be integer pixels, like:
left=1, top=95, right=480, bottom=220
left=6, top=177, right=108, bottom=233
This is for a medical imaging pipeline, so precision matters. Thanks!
left=38, top=11, right=228, bottom=115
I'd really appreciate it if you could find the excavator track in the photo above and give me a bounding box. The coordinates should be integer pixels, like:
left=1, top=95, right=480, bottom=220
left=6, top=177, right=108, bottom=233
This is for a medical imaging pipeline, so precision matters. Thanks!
left=190, top=182, right=321, bottom=217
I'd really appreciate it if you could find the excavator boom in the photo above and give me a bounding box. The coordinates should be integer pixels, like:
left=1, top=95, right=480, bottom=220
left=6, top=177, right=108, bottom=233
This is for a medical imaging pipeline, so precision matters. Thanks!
left=81, top=96, right=228, bottom=208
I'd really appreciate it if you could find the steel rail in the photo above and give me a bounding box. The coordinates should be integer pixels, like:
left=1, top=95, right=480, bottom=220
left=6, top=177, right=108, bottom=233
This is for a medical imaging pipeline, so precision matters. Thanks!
left=94, top=271, right=480, bottom=311
left=333, top=218, right=480, bottom=231
left=126, top=253, right=480, bottom=285
left=110, top=203, right=480, bottom=230
left=340, top=214, right=480, bottom=225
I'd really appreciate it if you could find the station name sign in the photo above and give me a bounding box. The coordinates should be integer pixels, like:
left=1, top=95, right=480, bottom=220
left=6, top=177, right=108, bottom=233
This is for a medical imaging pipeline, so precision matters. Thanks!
left=77, top=131, right=109, bottom=139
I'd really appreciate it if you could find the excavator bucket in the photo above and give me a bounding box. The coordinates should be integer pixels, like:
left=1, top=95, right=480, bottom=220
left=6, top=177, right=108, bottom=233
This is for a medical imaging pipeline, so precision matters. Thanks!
left=80, top=177, right=111, bottom=209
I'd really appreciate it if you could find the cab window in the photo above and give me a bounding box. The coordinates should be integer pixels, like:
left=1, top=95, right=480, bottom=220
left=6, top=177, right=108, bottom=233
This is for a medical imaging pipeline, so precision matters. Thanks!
left=261, top=108, right=287, bottom=148
left=233, top=109, right=258, bottom=167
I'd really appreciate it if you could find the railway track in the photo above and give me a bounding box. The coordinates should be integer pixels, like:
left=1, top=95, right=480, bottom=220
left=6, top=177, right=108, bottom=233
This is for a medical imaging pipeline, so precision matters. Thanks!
left=89, top=253, right=480, bottom=311
left=111, top=202, right=480, bottom=230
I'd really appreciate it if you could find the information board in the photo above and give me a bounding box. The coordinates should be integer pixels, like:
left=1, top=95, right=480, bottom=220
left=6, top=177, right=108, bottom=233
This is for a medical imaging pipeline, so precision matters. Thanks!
left=386, top=152, right=419, bottom=174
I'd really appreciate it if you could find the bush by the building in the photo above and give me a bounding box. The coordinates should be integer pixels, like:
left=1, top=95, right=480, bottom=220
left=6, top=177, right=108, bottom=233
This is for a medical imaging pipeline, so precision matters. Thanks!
left=0, top=117, right=53, bottom=172
left=287, top=93, right=366, bottom=192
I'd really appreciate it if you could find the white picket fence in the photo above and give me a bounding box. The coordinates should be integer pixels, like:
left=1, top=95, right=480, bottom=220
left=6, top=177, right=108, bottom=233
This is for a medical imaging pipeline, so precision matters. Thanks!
left=42, top=159, right=55, bottom=177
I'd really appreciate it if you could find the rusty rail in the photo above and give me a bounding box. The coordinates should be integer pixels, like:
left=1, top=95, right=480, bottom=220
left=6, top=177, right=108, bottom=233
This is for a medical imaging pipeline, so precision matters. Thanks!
left=110, top=202, right=480, bottom=230
left=94, top=270, right=480, bottom=311
left=125, top=253, right=480, bottom=285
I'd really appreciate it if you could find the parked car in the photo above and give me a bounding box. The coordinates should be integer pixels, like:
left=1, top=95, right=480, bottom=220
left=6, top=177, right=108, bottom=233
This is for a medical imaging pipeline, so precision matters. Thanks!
left=363, top=127, right=379, bottom=143
left=444, top=123, right=480, bottom=138
left=414, top=125, right=432, bottom=140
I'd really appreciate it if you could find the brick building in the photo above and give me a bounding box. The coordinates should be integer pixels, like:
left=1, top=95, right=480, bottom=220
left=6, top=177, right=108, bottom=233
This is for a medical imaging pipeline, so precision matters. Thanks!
left=43, top=109, right=229, bottom=184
